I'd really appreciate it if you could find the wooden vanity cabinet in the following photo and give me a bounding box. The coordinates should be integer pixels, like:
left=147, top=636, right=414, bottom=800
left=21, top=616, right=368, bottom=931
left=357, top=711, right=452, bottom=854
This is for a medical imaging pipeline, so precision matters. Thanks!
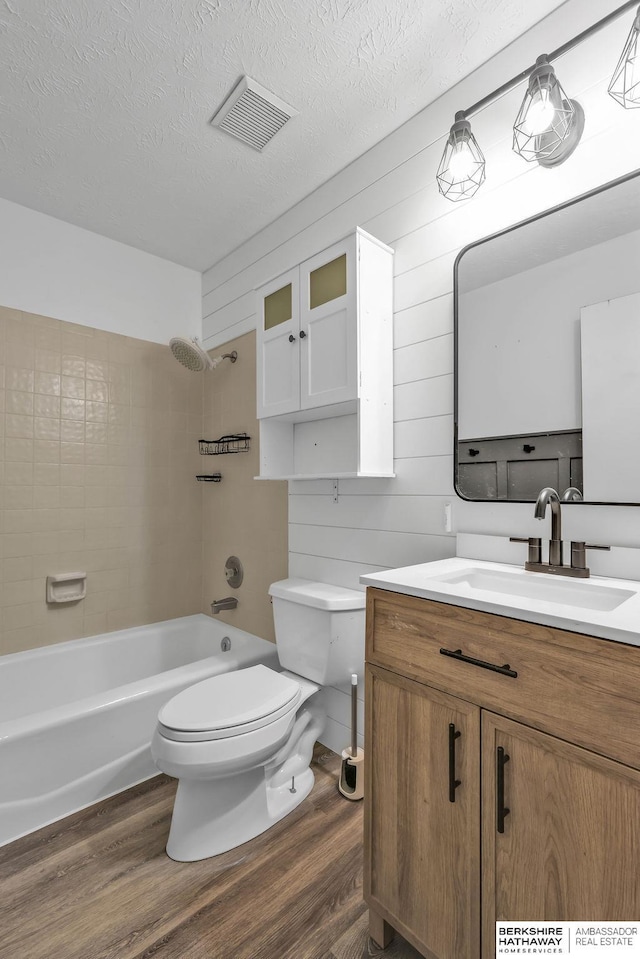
left=364, top=587, right=640, bottom=959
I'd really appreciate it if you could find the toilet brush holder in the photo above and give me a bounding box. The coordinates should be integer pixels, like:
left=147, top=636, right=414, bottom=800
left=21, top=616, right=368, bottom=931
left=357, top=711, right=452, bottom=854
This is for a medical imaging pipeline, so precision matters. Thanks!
left=338, top=673, right=364, bottom=801
left=338, top=746, right=365, bottom=800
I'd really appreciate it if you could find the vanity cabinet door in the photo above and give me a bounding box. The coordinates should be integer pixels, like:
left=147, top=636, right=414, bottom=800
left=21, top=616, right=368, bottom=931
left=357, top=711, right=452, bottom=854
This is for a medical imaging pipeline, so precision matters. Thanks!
left=365, top=664, right=481, bottom=959
left=481, top=712, right=640, bottom=959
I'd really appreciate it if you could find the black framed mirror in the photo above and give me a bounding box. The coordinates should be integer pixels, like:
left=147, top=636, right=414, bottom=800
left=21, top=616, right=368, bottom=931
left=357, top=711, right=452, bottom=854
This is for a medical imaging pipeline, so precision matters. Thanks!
left=454, top=168, right=640, bottom=505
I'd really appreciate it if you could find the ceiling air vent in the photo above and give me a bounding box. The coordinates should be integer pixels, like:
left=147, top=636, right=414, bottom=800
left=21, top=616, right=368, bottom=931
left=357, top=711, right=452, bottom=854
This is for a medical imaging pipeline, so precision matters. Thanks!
left=210, top=76, right=298, bottom=151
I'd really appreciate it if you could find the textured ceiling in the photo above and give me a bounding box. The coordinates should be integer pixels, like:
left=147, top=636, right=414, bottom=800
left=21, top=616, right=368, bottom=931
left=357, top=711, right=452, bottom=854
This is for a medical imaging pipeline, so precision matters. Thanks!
left=0, top=0, right=569, bottom=271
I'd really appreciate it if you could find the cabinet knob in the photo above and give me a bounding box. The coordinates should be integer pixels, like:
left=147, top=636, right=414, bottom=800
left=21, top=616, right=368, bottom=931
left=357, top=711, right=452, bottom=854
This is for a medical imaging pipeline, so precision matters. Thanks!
left=299, top=330, right=306, bottom=338
left=288, top=334, right=296, bottom=343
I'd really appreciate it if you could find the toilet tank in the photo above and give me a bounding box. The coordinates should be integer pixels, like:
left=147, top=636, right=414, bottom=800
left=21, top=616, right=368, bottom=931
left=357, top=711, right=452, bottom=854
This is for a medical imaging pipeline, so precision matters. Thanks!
left=269, top=578, right=366, bottom=685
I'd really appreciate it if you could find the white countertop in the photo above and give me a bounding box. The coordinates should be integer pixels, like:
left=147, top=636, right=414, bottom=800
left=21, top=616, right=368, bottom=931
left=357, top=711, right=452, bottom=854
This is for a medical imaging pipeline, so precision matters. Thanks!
left=361, top=557, right=640, bottom=648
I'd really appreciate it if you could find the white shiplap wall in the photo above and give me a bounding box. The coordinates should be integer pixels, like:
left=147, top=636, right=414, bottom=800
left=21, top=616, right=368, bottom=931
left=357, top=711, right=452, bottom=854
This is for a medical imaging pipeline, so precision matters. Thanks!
left=201, top=0, right=640, bottom=751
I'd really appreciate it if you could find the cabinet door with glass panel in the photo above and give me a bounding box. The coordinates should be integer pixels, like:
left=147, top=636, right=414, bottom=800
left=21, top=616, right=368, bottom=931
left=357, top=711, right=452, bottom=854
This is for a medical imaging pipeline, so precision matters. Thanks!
left=299, top=238, right=358, bottom=410
left=256, top=267, right=300, bottom=418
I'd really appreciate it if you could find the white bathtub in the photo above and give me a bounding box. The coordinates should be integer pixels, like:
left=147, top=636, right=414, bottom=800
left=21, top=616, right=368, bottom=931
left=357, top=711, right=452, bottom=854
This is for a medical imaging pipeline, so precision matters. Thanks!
left=0, top=614, right=280, bottom=847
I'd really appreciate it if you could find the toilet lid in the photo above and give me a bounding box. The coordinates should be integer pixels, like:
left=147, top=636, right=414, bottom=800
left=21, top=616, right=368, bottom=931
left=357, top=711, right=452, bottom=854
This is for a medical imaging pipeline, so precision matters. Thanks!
left=158, top=665, right=301, bottom=735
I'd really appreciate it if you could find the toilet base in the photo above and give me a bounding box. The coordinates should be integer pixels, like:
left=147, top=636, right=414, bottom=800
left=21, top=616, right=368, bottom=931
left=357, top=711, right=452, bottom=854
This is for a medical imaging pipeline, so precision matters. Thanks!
left=166, top=765, right=314, bottom=862
left=165, top=699, right=324, bottom=862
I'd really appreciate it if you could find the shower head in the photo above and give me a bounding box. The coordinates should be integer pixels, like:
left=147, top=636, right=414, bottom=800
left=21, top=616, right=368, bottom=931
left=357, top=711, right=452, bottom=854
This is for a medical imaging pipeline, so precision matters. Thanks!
left=169, top=337, right=238, bottom=372
left=169, top=337, right=213, bottom=371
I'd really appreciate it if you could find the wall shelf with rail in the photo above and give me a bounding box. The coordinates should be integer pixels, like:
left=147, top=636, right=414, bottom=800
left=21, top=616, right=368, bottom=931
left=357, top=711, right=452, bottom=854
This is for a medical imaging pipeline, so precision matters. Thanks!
left=198, top=434, right=251, bottom=455
left=196, top=433, right=250, bottom=483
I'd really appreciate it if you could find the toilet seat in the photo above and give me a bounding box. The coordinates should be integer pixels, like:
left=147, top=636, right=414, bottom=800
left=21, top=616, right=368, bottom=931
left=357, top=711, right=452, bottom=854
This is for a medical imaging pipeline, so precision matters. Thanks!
left=157, top=665, right=302, bottom=743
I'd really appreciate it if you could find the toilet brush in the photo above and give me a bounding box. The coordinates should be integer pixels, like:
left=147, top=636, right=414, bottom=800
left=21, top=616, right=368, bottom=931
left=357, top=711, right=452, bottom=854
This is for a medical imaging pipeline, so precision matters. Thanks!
left=338, top=674, right=364, bottom=800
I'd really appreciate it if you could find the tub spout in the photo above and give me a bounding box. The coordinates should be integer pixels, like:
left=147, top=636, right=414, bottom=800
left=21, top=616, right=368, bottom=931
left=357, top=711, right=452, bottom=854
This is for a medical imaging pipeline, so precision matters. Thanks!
left=210, top=596, right=238, bottom=615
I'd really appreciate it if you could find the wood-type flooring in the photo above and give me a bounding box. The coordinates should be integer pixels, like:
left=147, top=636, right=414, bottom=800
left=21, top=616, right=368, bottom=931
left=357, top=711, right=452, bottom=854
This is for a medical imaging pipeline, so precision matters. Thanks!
left=0, top=746, right=422, bottom=959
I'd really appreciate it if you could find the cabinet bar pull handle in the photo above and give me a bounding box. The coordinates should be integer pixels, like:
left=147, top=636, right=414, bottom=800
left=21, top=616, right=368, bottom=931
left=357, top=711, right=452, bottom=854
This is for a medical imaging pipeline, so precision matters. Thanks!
left=439, top=647, right=518, bottom=678
left=496, top=746, right=510, bottom=834
left=448, top=723, right=462, bottom=803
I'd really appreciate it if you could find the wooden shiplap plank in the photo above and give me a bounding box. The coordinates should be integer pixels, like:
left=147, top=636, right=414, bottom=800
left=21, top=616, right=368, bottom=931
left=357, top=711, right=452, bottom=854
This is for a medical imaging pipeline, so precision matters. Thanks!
left=288, top=455, right=455, bottom=498
left=394, top=415, right=453, bottom=459
left=394, top=375, right=454, bottom=422
left=288, top=524, right=455, bottom=569
left=394, top=294, right=453, bottom=349
left=394, top=334, right=453, bottom=384
left=289, top=494, right=453, bottom=536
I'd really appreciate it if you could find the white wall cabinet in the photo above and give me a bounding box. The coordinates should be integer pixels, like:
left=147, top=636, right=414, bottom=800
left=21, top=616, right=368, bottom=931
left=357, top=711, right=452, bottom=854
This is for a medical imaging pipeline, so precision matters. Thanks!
left=256, top=228, right=394, bottom=480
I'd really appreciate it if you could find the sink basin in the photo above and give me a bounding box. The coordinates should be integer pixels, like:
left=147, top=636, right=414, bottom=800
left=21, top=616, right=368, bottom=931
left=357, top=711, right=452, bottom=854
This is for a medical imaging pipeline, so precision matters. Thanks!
left=429, top=567, right=634, bottom=612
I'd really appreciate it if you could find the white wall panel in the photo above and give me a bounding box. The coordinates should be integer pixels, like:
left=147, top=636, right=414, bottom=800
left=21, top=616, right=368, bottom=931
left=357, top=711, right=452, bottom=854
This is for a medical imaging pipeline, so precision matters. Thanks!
left=289, top=553, right=384, bottom=592
left=290, top=455, right=454, bottom=498
left=395, top=416, right=453, bottom=459
left=395, top=375, right=453, bottom=423
left=394, top=335, right=453, bottom=384
left=289, top=494, right=451, bottom=537
left=289, top=524, right=455, bottom=570
left=394, top=295, right=453, bottom=349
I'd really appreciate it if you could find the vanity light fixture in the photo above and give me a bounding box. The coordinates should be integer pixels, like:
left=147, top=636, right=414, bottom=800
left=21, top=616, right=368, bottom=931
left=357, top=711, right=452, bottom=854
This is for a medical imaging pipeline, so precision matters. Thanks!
left=437, top=0, right=639, bottom=202
left=436, top=111, right=486, bottom=201
left=609, top=4, right=640, bottom=107
left=512, top=55, right=584, bottom=166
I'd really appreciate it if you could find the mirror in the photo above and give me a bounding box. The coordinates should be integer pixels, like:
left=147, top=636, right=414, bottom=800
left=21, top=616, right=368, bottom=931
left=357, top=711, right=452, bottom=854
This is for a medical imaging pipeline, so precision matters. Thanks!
left=455, top=169, right=640, bottom=505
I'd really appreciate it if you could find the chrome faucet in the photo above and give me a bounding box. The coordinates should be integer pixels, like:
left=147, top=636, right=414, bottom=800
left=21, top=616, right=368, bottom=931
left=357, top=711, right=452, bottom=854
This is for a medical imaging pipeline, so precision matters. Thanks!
left=534, top=487, right=563, bottom=566
left=211, top=596, right=238, bottom=615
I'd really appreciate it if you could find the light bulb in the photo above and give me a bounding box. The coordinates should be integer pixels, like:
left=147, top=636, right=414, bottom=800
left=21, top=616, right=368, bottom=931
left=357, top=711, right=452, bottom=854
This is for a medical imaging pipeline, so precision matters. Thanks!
left=513, top=55, right=582, bottom=165
left=523, top=88, right=556, bottom=135
left=448, top=141, right=476, bottom=181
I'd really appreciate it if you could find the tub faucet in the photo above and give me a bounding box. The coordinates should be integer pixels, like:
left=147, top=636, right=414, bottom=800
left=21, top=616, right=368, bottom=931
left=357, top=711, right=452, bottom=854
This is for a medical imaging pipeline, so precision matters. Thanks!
left=535, top=486, right=563, bottom=566
left=211, top=596, right=238, bottom=615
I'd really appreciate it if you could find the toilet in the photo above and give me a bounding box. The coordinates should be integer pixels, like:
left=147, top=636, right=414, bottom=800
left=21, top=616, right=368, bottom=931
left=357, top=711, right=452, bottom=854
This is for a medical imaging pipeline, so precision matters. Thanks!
left=151, top=578, right=365, bottom=862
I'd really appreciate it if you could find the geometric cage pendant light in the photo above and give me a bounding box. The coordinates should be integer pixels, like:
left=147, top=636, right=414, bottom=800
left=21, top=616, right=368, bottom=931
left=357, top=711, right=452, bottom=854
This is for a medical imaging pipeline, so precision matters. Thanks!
left=609, top=4, right=640, bottom=107
left=436, top=112, right=486, bottom=201
left=512, top=55, right=585, bottom=167
left=436, top=0, right=640, bottom=202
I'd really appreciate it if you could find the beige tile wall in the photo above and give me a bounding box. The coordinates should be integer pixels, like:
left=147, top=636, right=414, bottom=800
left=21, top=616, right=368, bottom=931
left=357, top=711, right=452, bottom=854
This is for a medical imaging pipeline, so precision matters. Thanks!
left=0, top=306, right=204, bottom=655
left=200, top=331, right=288, bottom=642
left=0, top=313, right=288, bottom=657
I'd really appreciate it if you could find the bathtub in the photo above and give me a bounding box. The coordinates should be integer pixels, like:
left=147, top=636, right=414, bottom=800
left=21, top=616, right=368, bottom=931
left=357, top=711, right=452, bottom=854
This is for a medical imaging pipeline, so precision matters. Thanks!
left=0, top=614, right=280, bottom=847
